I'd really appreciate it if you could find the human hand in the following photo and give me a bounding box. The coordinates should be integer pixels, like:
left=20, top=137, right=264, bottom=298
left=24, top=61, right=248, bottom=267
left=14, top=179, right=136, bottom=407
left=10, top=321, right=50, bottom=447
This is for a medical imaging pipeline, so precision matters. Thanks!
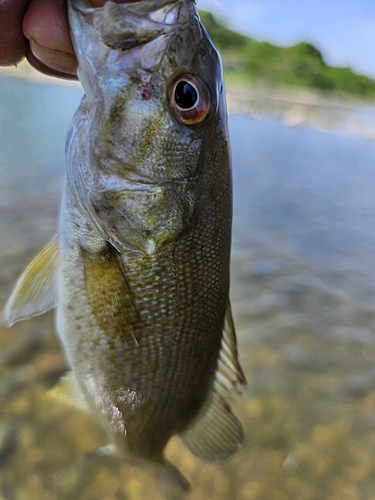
left=0, top=0, right=137, bottom=80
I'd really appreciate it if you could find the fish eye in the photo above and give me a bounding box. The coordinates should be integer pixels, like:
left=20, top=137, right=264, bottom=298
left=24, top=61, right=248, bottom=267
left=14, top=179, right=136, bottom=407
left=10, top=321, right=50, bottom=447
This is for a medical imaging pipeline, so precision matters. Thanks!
left=175, top=81, right=198, bottom=109
left=168, top=74, right=210, bottom=125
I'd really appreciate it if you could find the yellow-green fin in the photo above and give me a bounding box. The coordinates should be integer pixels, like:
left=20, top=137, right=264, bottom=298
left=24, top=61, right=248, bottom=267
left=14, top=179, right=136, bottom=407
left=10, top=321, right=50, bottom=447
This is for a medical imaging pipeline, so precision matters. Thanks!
left=179, top=301, right=246, bottom=461
left=5, top=237, right=59, bottom=326
left=47, top=372, right=89, bottom=412
left=81, top=244, right=140, bottom=346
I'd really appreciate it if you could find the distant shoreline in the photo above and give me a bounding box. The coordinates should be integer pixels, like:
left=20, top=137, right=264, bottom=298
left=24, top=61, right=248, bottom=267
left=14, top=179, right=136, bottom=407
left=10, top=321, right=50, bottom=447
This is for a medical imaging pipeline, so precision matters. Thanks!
left=225, top=84, right=375, bottom=141
left=1, top=64, right=375, bottom=141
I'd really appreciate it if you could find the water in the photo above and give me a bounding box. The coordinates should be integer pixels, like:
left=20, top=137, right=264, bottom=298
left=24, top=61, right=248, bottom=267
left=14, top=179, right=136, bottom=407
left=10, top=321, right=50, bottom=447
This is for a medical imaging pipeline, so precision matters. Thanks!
left=1, top=75, right=375, bottom=499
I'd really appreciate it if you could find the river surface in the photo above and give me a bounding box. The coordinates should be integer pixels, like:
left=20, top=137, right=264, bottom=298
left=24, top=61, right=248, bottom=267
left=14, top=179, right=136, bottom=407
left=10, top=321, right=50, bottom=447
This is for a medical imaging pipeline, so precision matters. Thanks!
left=1, top=75, right=375, bottom=499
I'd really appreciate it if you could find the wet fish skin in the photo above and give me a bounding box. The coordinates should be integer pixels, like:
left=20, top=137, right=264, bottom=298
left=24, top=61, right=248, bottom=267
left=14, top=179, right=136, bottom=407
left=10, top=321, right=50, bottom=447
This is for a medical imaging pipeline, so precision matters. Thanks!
left=66, top=0, right=226, bottom=255
left=5, top=0, right=245, bottom=488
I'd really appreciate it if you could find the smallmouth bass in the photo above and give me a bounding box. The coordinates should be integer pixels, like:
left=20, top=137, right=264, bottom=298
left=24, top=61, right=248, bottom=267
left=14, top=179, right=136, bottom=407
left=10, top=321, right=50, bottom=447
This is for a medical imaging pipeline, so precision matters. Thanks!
left=5, top=0, right=245, bottom=489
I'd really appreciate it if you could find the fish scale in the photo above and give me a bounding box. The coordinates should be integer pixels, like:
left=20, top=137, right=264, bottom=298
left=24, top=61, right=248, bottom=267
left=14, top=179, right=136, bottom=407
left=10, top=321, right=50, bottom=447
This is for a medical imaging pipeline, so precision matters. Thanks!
left=5, top=0, right=246, bottom=490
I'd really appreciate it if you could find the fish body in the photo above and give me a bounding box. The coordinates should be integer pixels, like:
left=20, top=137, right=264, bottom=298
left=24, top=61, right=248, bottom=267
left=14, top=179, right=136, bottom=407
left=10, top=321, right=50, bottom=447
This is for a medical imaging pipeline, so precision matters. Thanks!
left=6, top=0, right=245, bottom=487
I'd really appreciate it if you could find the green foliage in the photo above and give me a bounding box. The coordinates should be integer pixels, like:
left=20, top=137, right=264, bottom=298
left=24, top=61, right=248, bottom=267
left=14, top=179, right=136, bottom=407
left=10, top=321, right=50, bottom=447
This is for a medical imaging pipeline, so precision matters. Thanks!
left=199, top=10, right=375, bottom=98
left=200, top=10, right=249, bottom=51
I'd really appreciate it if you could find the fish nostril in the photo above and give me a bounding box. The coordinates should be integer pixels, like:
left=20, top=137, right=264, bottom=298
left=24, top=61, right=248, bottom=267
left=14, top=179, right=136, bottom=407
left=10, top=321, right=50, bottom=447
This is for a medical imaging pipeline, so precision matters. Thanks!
left=141, top=83, right=154, bottom=101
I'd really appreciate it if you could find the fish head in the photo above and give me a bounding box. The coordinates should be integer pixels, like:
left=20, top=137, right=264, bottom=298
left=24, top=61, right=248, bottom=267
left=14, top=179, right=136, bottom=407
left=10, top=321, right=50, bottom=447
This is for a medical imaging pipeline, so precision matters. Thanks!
left=67, top=0, right=230, bottom=253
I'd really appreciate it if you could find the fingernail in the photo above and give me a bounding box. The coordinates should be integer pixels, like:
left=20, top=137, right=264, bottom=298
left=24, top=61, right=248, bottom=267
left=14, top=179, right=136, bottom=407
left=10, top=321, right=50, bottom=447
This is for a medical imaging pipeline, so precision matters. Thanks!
left=29, top=38, right=78, bottom=76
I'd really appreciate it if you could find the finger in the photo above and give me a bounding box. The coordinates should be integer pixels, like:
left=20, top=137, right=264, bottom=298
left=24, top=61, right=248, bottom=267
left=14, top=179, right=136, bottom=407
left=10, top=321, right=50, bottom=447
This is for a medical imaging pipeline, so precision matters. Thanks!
left=90, top=0, right=143, bottom=5
left=23, top=0, right=143, bottom=79
left=22, top=0, right=139, bottom=78
left=0, top=0, right=31, bottom=66
left=26, top=44, right=78, bottom=80
left=23, top=0, right=78, bottom=78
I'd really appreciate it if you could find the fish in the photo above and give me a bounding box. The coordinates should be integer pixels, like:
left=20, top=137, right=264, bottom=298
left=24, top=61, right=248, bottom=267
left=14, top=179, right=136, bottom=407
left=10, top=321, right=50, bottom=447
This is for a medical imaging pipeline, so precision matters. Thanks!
left=5, top=0, right=246, bottom=490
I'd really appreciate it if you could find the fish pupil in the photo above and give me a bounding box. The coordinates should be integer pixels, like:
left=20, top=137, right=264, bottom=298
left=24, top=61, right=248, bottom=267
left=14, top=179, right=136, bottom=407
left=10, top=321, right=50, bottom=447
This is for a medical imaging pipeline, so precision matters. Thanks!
left=175, top=81, right=198, bottom=109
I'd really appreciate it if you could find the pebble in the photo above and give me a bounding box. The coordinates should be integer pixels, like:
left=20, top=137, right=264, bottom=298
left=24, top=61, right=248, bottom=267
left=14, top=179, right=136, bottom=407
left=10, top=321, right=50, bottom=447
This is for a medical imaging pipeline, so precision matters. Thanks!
left=0, top=422, right=18, bottom=467
left=328, top=326, right=375, bottom=346
left=280, top=344, right=325, bottom=371
left=0, top=336, right=44, bottom=368
left=336, top=369, right=375, bottom=399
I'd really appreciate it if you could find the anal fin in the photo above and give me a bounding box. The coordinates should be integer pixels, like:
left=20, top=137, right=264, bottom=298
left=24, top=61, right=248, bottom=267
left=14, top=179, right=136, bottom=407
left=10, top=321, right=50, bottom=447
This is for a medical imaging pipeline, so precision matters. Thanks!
left=179, top=301, right=246, bottom=461
left=214, top=302, right=246, bottom=397
left=5, top=237, right=59, bottom=326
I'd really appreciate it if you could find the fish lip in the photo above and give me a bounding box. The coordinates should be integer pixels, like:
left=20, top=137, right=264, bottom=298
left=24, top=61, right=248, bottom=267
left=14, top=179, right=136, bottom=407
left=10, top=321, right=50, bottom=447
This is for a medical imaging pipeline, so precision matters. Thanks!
left=70, top=0, right=195, bottom=49
left=69, top=0, right=197, bottom=71
left=101, top=174, right=199, bottom=192
left=131, top=178, right=197, bottom=186
left=71, top=0, right=193, bottom=21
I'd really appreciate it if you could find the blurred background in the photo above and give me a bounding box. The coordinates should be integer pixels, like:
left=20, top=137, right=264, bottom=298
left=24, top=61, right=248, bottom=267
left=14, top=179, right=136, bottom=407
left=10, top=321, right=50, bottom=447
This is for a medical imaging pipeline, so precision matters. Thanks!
left=1, top=1, right=375, bottom=499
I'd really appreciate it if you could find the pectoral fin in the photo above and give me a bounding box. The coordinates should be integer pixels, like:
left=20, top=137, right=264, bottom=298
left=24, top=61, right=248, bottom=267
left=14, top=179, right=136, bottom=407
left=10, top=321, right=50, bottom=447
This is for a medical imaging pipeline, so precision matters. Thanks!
left=5, top=237, right=59, bottom=326
left=179, top=301, right=246, bottom=460
left=81, top=244, right=140, bottom=346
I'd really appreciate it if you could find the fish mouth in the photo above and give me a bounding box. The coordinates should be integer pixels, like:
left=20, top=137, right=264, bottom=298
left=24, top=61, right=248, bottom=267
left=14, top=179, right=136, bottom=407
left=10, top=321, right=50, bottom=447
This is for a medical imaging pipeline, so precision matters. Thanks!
left=126, top=176, right=197, bottom=185
left=99, top=174, right=199, bottom=194
left=70, top=0, right=195, bottom=51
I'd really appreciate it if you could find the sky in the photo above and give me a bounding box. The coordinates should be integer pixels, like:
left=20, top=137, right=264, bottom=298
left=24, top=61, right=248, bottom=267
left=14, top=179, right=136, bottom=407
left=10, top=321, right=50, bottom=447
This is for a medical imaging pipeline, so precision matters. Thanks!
left=199, top=0, right=375, bottom=80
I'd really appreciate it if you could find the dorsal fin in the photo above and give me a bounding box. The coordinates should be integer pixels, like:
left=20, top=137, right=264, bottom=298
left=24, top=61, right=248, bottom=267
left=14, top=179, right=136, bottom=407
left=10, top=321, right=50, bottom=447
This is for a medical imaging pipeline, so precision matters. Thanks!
left=179, top=301, right=246, bottom=460
left=5, top=237, right=59, bottom=326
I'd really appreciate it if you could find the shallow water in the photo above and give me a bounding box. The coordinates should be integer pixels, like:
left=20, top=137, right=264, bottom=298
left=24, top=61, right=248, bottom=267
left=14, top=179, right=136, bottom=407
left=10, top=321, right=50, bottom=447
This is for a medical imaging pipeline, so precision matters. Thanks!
left=1, top=75, right=375, bottom=499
